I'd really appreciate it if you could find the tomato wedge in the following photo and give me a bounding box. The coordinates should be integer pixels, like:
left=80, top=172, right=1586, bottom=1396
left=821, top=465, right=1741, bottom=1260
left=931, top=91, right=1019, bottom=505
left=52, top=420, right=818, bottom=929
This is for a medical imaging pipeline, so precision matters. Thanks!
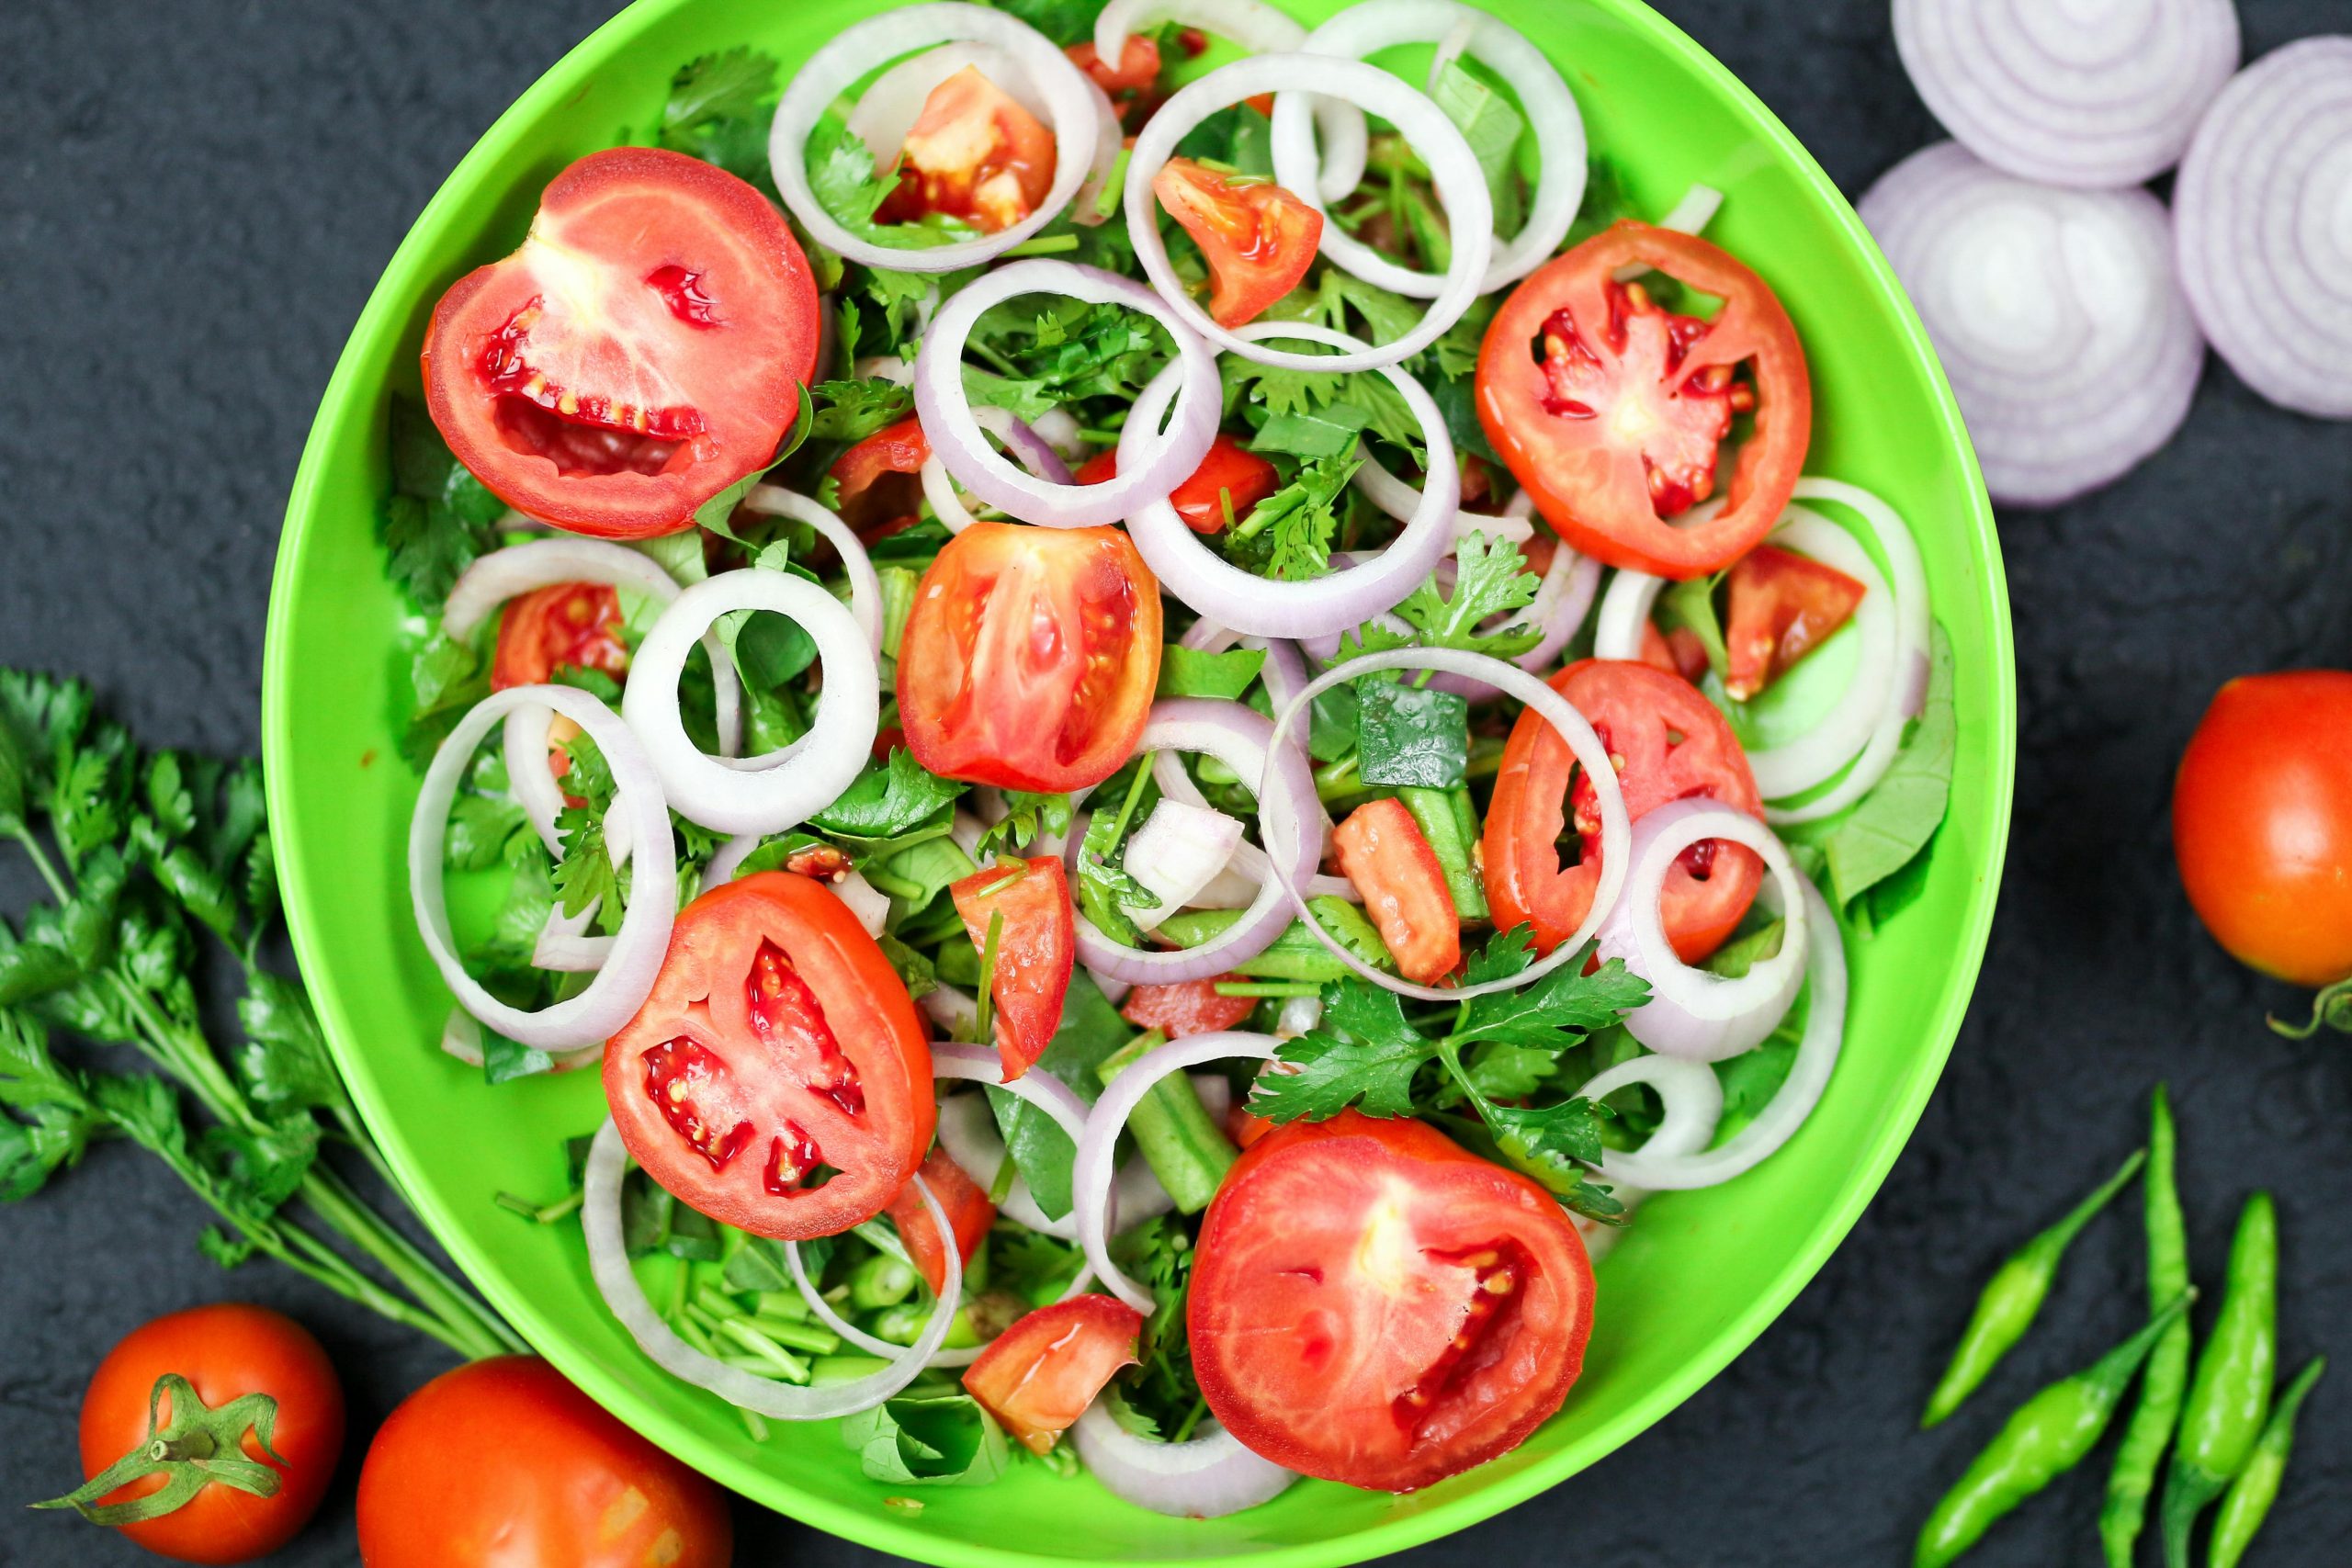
left=1483, top=660, right=1763, bottom=964
left=1076, top=433, right=1280, bottom=535
left=1067, top=36, right=1160, bottom=103
left=1332, top=798, right=1460, bottom=985
left=948, top=856, right=1075, bottom=1080
left=1190, top=1111, right=1594, bottom=1492
left=1477, top=221, right=1811, bottom=580
left=605, top=873, right=933, bottom=1240
left=878, top=67, right=1057, bottom=233
left=1635, top=621, right=1709, bottom=685
left=885, top=1147, right=995, bottom=1295
left=1120, top=977, right=1256, bottom=1038
left=897, top=522, right=1162, bottom=792
left=424, top=147, right=819, bottom=539
left=830, top=417, right=931, bottom=539
left=962, top=1296, right=1142, bottom=1455
left=1723, top=544, right=1865, bottom=700
left=492, top=583, right=629, bottom=691
left=1153, top=159, right=1323, bottom=328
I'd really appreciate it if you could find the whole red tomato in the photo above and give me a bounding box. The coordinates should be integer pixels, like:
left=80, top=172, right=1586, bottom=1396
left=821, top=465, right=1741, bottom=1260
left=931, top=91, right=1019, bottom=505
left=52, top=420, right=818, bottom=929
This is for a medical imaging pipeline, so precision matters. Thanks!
left=71, top=1303, right=345, bottom=1564
left=2174, top=670, right=2352, bottom=987
left=357, top=1357, right=731, bottom=1568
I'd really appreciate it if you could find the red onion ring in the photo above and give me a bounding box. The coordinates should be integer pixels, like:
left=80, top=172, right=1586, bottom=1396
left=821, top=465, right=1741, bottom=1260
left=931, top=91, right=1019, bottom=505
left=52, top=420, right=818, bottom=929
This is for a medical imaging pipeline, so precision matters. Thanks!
left=920, top=409, right=1079, bottom=535
left=1072, top=1402, right=1297, bottom=1517
left=737, top=485, right=886, bottom=658
left=768, top=3, right=1101, bottom=273
left=410, top=685, right=674, bottom=1050
left=1590, top=562, right=1664, bottom=663
left=1858, top=141, right=2203, bottom=506
left=2174, top=38, right=2352, bottom=420
left=914, top=260, right=1221, bottom=526
left=1893, top=0, right=2239, bottom=188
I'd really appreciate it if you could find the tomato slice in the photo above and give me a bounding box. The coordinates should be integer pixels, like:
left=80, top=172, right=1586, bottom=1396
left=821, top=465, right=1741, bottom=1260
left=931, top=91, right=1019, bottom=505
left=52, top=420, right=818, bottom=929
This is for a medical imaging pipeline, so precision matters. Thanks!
left=1723, top=544, right=1865, bottom=701
left=948, top=856, right=1075, bottom=1080
left=1075, top=433, right=1280, bottom=535
left=830, top=417, right=932, bottom=539
left=962, top=1295, right=1142, bottom=1455
left=1120, top=977, right=1257, bottom=1038
left=1332, top=798, right=1460, bottom=985
left=1067, top=36, right=1160, bottom=102
left=1190, top=1111, right=1594, bottom=1492
left=424, top=147, right=819, bottom=539
left=491, top=583, right=629, bottom=691
left=1152, top=159, right=1323, bottom=328
left=605, top=873, right=933, bottom=1240
left=885, top=1146, right=995, bottom=1296
left=1477, top=221, right=1811, bottom=580
left=1482, top=660, right=1763, bottom=964
left=877, top=67, right=1057, bottom=233
left=897, top=522, right=1162, bottom=792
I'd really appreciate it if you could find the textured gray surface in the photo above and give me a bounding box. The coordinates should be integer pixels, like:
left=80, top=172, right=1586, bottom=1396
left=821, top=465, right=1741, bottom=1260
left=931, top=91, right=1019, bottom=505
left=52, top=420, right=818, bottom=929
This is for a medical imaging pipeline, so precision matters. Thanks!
left=3, top=0, right=2349, bottom=1563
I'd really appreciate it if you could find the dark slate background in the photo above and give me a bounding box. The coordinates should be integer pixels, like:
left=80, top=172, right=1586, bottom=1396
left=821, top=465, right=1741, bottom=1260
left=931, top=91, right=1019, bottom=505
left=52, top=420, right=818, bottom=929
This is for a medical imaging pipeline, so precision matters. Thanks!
left=3, top=0, right=2348, bottom=1562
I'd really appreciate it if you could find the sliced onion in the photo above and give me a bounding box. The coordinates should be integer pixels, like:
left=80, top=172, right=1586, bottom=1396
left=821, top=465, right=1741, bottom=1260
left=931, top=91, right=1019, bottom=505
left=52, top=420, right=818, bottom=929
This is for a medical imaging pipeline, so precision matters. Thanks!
left=1266, top=649, right=1629, bottom=1001
left=1590, top=800, right=1807, bottom=1062
left=833, top=870, right=892, bottom=938
left=2174, top=38, right=2352, bottom=420
left=1274, top=994, right=1323, bottom=1039
left=1122, top=799, right=1245, bottom=931
left=921, top=982, right=980, bottom=1040
left=1590, top=565, right=1663, bottom=662
left=620, top=569, right=880, bottom=835
left=1893, top=0, right=2239, bottom=188
left=1858, top=141, right=2202, bottom=506
left=1352, top=446, right=1534, bottom=544
left=533, top=900, right=615, bottom=973
left=410, top=686, right=674, bottom=1049
left=702, top=832, right=760, bottom=891
left=769, top=3, right=1100, bottom=273
left=1739, top=509, right=1896, bottom=802
left=436, top=1007, right=598, bottom=1073
left=1271, top=0, right=1584, bottom=292
left=1614, top=183, right=1725, bottom=281
left=738, top=485, right=886, bottom=657
left=844, top=40, right=1051, bottom=168
left=915, top=260, right=1220, bottom=525
left=931, top=1062, right=1172, bottom=1242
left=920, top=409, right=1079, bottom=534
left=584, top=1121, right=957, bottom=1416
left=1075, top=1031, right=1282, bottom=1313
left=1074, top=1402, right=1296, bottom=1517
left=1127, top=55, right=1491, bottom=370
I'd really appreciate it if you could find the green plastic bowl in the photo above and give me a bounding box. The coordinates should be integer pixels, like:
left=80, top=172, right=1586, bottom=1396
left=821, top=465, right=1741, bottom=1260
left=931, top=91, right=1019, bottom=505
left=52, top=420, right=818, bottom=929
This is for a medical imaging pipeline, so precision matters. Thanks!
left=262, top=1, right=2013, bottom=1562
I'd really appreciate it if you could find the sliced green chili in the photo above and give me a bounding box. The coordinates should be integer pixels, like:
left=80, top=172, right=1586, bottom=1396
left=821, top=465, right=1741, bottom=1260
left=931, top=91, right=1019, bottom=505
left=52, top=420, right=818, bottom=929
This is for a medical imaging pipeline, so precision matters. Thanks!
left=1398, top=784, right=1487, bottom=919
left=2208, top=1357, right=2326, bottom=1568
left=2102, top=1085, right=2194, bottom=1568
left=2162, top=1191, right=2279, bottom=1568
left=1923, top=1147, right=2147, bottom=1428
left=1099, top=1029, right=1237, bottom=1214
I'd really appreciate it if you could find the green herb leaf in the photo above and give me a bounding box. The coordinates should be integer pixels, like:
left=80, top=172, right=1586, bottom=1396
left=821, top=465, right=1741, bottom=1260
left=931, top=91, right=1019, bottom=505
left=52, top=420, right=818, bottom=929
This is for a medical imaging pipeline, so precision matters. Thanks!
left=1354, top=680, right=1470, bottom=789
left=1248, top=402, right=1370, bottom=459
left=986, top=973, right=1133, bottom=1218
left=810, top=749, right=967, bottom=839
left=843, top=1391, right=1011, bottom=1486
left=808, top=378, right=915, bottom=444
left=1452, top=948, right=1650, bottom=1050
left=1155, top=645, right=1265, bottom=701
left=383, top=400, right=506, bottom=615
left=1430, top=58, right=1527, bottom=234
left=1824, top=625, right=1955, bottom=909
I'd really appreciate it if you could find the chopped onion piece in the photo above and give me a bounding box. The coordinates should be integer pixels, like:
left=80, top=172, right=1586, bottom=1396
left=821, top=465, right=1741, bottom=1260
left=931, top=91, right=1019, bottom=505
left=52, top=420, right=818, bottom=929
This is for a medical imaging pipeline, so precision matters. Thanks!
left=1122, top=799, right=1245, bottom=931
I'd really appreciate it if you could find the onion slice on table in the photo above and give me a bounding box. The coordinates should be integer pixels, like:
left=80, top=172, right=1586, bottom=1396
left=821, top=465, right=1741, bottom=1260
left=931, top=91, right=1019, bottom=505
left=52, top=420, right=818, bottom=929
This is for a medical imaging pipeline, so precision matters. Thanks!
left=737, top=485, right=886, bottom=657
left=1892, top=0, right=2239, bottom=188
left=584, top=1121, right=959, bottom=1416
left=1857, top=141, right=2202, bottom=506
left=768, top=3, right=1100, bottom=273
left=1073, top=1401, right=1297, bottom=1517
left=915, top=260, right=1220, bottom=527
left=1269, top=0, right=1585, bottom=292
left=621, top=570, right=880, bottom=836
left=410, top=685, right=674, bottom=1051
left=2173, top=38, right=2352, bottom=420
left=1125, top=54, right=1491, bottom=370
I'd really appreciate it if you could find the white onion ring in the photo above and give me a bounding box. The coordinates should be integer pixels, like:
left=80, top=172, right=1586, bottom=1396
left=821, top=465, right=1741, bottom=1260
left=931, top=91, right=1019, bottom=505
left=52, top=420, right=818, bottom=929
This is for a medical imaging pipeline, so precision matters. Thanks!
left=769, top=3, right=1101, bottom=273
left=1073, top=1402, right=1297, bottom=1517
left=738, top=485, right=885, bottom=658
left=918, top=409, right=1078, bottom=534
left=1574, top=1053, right=1724, bottom=1192
left=533, top=898, right=615, bottom=973
left=410, top=686, right=674, bottom=1050
left=844, top=41, right=1052, bottom=169
left=436, top=1007, right=599, bottom=1073
left=1739, top=508, right=1896, bottom=802
left=933, top=1089, right=1173, bottom=1247
left=1126, top=54, right=1491, bottom=371
left=620, top=570, right=880, bottom=836
left=1893, top=0, right=2239, bottom=188
left=1590, top=564, right=1664, bottom=663
left=1352, top=449, right=1534, bottom=544
left=1271, top=0, right=1585, bottom=292
left=583, top=1121, right=959, bottom=1416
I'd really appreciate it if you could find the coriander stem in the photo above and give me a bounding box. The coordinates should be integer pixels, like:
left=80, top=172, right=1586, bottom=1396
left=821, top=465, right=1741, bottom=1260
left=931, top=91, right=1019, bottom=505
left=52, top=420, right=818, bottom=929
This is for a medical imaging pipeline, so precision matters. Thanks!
left=7, top=826, right=70, bottom=903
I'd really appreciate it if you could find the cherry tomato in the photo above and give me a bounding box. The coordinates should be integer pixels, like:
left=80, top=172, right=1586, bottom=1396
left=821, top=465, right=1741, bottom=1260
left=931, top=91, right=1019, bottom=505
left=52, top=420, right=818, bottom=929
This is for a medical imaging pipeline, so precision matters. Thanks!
left=1120, top=976, right=1257, bottom=1038
left=2174, top=671, right=2352, bottom=987
left=829, top=416, right=931, bottom=539
left=1483, top=659, right=1763, bottom=964
left=1332, top=797, right=1460, bottom=985
left=606, top=871, right=933, bottom=1241
left=1152, top=159, right=1323, bottom=327
left=1723, top=544, right=1864, bottom=700
left=885, top=1146, right=996, bottom=1296
left=424, top=147, right=819, bottom=539
left=357, top=1357, right=729, bottom=1568
left=491, top=582, right=629, bottom=691
left=897, top=521, right=1162, bottom=792
left=1478, top=222, right=1811, bottom=580
left=1190, top=1111, right=1594, bottom=1492
left=1075, top=433, right=1280, bottom=535
left=878, top=67, right=1057, bottom=233
left=71, top=1305, right=344, bottom=1565
left=962, top=1295, right=1142, bottom=1454
left=948, top=855, right=1075, bottom=1079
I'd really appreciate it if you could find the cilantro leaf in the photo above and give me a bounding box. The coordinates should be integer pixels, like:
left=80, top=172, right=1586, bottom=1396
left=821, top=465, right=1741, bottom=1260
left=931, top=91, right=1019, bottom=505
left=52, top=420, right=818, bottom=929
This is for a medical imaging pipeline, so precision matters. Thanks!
left=1453, top=951, right=1650, bottom=1050
left=808, top=377, right=914, bottom=444
left=987, top=0, right=1111, bottom=47
left=662, top=47, right=775, bottom=138
left=1255, top=981, right=1431, bottom=1122
left=1223, top=453, right=1359, bottom=582
left=974, top=791, right=1072, bottom=859
left=809, top=749, right=967, bottom=839
left=1384, top=530, right=1545, bottom=660
left=1249, top=402, right=1370, bottom=459
left=382, top=399, right=506, bottom=615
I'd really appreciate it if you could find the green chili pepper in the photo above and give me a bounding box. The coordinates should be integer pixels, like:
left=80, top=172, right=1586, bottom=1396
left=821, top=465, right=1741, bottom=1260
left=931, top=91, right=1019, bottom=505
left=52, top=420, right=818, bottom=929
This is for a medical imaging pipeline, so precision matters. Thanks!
left=2161, top=1190, right=2278, bottom=1568
left=2101, top=1085, right=2194, bottom=1568
left=1922, top=1147, right=2147, bottom=1428
left=2208, top=1357, right=2325, bottom=1568
left=1398, top=784, right=1487, bottom=920
left=1915, top=1293, right=2191, bottom=1568
left=849, top=1250, right=918, bottom=1312
left=1098, top=1030, right=1237, bottom=1214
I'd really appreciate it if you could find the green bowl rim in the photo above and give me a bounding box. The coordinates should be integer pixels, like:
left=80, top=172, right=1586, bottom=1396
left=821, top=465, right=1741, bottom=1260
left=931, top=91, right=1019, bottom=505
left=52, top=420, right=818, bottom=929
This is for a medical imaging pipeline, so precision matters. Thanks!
left=261, top=1, right=2016, bottom=1562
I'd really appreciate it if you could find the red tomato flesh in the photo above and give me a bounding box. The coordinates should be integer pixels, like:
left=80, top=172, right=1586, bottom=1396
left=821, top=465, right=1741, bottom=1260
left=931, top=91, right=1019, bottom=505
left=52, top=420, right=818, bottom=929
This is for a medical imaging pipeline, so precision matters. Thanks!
left=948, top=855, right=1076, bottom=1079
left=831, top=416, right=932, bottom=539
left=1121, top=976, right=1258, bottom=1038
left=1333, top=798, right=1460, bottom=985
left=879, top=67, right=1057, bottom=233
left=1723, top=544, right=1865, bottom=700
left=1067, top=36, right=1160, bottom=101
left=1075, top=433, right=1280, bottom=535
left=962, top=1295, right=1143, bottom=1455
left=886, top=1146, right=996, bottom=1295
left=492, top=582, right=629, bottom=691
left=1153, top=158, right=1323, bottom=327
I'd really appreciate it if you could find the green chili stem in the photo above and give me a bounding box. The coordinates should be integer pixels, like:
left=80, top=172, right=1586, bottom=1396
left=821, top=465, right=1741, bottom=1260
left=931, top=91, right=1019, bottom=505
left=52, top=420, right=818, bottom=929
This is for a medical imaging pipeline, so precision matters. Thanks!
left=1000, top=233, right=1080, bottom=257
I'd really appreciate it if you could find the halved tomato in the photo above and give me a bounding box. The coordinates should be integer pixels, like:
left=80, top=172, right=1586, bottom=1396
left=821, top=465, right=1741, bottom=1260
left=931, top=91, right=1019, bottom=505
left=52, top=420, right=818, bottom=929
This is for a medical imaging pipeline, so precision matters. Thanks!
left=424, top=147, right=819, bottom=539
left=831, top=417, right=932, bottom=539
left=884, top=1147, right=995, bottom=1296
left=1120, top=977, right=1256, bottom=1038
left=492, top=583, right=629, bottom=691
left=1483, top=659, right=1762, bottom=964
left=1723, top=544, right=1864, bottom=700
left=1477, top=221, right=1810, bottom=580
left=962, top=1295, right=1142, bottom=1454
left=878, top=67, right=1057, bottom=233
left=1153, top=159, right=1323, bottom=327
left=948, top=856, right=1075, bottom=1080
left=1190, top=1111, right=1594, bottom=1492
left=1075, top=433, right=1280, bottom=535
left=897, top=522, right=1162, bottom=792
left=1332, top=798, right=1459, bottom=985
left=605, top=872, right=933, bottom=1240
